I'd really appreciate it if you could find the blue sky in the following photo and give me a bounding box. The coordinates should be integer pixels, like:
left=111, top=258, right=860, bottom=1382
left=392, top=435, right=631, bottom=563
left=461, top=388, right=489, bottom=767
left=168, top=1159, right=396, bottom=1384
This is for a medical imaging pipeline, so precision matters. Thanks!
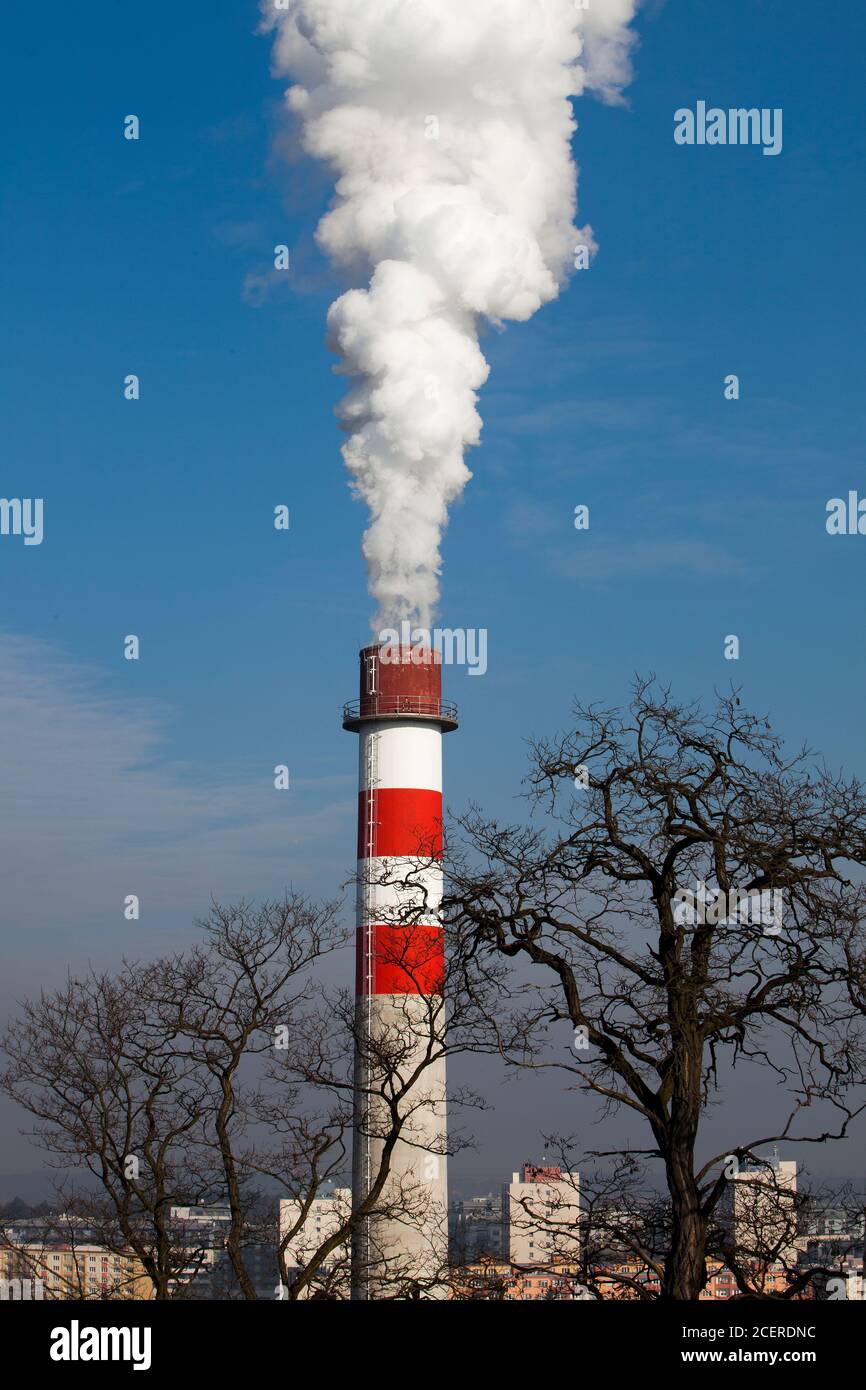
left=1, top=0, right=864, bottom=1186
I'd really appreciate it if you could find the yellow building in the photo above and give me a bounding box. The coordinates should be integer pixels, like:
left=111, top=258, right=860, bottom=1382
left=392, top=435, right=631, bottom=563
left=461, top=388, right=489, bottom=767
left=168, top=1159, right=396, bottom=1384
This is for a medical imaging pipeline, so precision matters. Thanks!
left=0, top=1240, right=152, bottom=1300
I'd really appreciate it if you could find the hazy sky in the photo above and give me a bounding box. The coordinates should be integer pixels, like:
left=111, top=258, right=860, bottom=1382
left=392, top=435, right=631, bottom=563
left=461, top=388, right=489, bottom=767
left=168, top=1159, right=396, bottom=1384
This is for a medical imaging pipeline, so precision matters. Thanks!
left=2, top=0, right=865, bottom=1192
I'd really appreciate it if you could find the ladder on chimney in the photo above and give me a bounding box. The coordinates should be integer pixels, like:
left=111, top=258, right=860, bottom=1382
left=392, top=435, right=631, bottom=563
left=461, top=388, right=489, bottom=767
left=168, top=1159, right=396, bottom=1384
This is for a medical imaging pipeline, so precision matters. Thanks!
left=358, top=726, right=380, bottom=1291
left=362, top=729, right=380, bottom=994
left=354, top=652, right=383, bottom=1295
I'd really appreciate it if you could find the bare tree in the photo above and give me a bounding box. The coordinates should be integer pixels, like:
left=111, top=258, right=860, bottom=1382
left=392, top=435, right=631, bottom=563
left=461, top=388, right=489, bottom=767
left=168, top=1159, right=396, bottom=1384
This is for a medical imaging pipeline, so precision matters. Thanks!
left=132, top=894, right=347, bottom=1300
left=1, top=888, right=509, bottom=1301
left=443, top=680, right=866, bottom=1299
left=0, top=971, right=211, bottom=1298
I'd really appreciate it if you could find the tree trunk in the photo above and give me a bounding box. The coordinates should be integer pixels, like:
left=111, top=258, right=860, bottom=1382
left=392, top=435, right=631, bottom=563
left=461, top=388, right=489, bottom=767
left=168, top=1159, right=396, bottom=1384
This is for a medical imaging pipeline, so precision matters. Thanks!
left=215, top=1073, right=257, bottom=1300
left=662, top=1033, right=707, bottom=1299
left=664, top=1153, right=707, bottom=1298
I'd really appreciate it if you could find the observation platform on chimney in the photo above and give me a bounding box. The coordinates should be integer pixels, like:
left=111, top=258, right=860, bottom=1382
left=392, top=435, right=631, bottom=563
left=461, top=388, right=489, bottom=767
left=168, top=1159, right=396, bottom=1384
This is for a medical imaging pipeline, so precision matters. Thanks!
left=342, top=695, right=459, bottom=733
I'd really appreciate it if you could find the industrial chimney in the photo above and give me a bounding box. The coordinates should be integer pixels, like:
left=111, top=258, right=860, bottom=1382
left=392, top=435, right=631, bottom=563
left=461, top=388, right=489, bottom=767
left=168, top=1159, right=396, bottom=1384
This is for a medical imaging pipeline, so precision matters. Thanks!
left=342, top=643, right=458, bottom=1299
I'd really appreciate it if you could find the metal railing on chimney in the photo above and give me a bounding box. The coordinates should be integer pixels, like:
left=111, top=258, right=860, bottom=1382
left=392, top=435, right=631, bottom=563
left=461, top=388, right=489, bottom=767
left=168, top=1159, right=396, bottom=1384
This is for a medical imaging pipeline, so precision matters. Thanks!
left=342, top=696, right=459, bottom=722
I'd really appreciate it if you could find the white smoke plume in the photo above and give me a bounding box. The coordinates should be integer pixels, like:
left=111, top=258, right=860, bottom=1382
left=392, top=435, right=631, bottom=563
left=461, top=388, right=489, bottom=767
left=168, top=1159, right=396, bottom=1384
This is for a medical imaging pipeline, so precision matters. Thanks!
left=265, top=0, right=639, bottom=629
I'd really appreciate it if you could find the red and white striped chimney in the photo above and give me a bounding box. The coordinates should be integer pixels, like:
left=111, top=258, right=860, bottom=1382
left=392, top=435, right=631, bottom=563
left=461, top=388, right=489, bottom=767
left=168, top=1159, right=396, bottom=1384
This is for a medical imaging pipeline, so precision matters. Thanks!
left=343, top=643, right=457, bottom=1298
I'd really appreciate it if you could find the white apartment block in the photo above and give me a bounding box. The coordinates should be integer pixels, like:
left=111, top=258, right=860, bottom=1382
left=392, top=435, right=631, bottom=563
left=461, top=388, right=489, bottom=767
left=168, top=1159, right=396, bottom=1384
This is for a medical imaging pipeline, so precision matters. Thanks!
left=278, top=1189, right=351, bottom=1277
left=502, top=1164, right=581, bottom=1266
left=720, top=1158, right=798, bottom=1264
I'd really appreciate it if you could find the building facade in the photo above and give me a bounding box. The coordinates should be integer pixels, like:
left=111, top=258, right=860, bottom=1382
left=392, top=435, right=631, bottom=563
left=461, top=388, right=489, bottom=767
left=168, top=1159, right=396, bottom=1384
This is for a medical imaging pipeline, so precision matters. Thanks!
left=502, top=1164, right=581, bottom=1265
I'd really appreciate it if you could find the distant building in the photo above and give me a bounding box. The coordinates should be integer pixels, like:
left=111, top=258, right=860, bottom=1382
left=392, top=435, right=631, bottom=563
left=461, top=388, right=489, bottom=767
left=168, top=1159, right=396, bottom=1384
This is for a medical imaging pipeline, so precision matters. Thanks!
left=719, top=1158, right=798, bottom=1264
left=806, top=1206, right=861, bottom=1239
left=799, top=1203, right=864, bottom=1266
left=278, top=1189, right=351, bottom=1296
left=0, top=1231, right=150, bottom=1301
left=449, top=1194, right=505, bottom=1264
left=1, top=1205, right=277, bottom=1301
left=502, top=1164, right=581, bottom=1265
left=592, top=1257, right=806, bottom=1301
left=452, top=1260, right=591, bottom=1301
left=808, top=1257, right=866, bottom=1301
left=168, top=1204, right=276, bottom=1300
left=834, top=1262, right=866, bottom=1301
left=452, top=1251, right=817, bottom=1301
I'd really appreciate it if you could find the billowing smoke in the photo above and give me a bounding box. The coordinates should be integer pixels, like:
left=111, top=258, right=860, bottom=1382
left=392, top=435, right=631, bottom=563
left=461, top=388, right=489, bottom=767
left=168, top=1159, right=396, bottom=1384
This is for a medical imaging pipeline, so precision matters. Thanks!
left=265, top=0, right=639, bottom=629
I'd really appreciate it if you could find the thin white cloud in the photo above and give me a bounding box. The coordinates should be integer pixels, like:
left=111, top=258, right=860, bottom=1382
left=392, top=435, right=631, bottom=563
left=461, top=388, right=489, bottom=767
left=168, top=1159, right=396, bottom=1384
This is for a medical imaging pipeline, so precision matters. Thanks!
left=0, top=634, right=353, bottom=927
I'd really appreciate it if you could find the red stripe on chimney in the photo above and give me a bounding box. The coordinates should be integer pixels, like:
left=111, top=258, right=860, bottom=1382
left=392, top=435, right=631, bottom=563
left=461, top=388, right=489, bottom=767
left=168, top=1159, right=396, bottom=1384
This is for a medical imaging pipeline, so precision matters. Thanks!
left=355, top=923, right=445, bottom=996
left=357, top=787, right=443, bottom=860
